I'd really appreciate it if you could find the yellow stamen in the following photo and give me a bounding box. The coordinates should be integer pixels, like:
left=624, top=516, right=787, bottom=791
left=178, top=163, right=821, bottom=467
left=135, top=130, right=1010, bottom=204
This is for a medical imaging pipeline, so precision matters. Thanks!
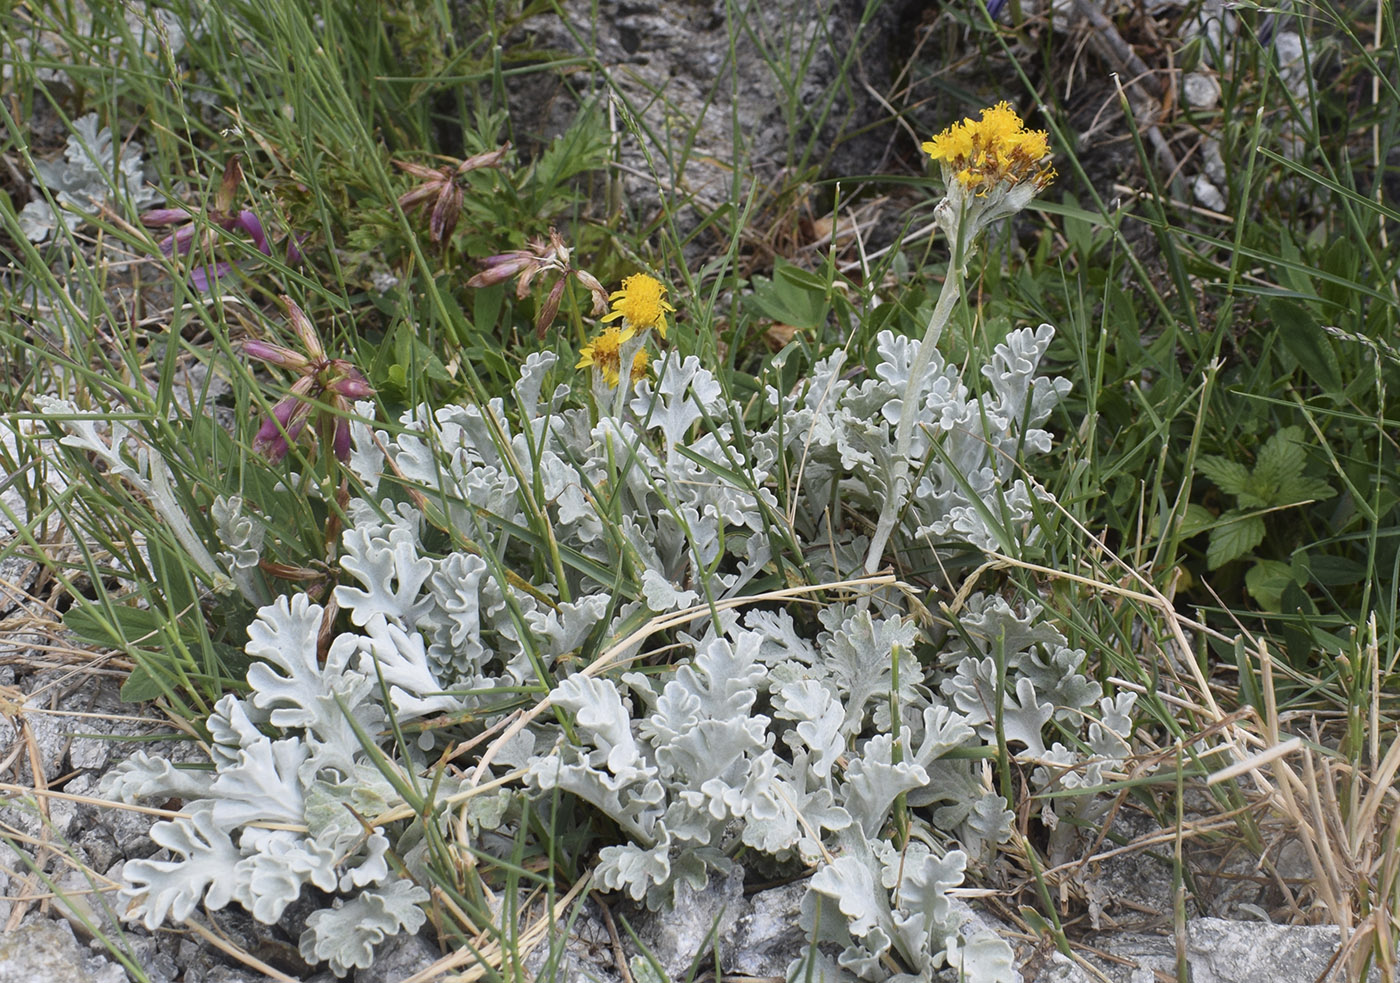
left=601, top=273, right=674, bottom=338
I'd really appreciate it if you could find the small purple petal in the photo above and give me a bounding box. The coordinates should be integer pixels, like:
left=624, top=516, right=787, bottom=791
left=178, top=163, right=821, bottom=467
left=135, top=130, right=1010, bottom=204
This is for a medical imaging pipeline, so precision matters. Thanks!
left=332, top=418, right=352, bottom=462
left=232, top=210, right=271, bottom=255
left=254, top=398, right=309, bottom=462
left=330, top=373, right=374, bottom=399
left=190, top=261, right=234, bottom=292
left=428, top=185, right=462, bottom=243
left=158, top=222, right=197, bottom=257
left=244, top=340, right=310, bottom=370
left=285, top=233, right=307, bottom=266
left=142, top=207, right=194, bottom=227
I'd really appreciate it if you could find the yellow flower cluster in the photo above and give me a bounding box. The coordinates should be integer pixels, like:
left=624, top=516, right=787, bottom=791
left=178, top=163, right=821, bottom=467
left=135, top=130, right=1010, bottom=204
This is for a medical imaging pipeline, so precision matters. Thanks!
left=577, top=272, right=672, bottom=388
left=577, top=325, right=650, bottom=387
left=601, top=273, right=673, bottom=339
left=921, top=102, right=1054, bottom=194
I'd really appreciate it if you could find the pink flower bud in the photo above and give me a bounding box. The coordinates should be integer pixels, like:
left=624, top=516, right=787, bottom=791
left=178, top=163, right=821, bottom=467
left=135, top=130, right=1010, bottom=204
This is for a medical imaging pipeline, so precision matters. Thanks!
left=244, top=339, right=310, bottom=370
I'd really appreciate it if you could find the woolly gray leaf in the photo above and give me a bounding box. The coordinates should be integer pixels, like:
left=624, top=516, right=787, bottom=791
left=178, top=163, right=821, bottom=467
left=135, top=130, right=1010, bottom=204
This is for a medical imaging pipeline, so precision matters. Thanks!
left=100, top=751, right=215, bottom=804
left=207, top=704, right=309, bottom=828
left=841, top=734, right=929, bottom=838
left=352, top=613, right=461, bottom=720
left=775, top=678, right=845, bottom=781
left=641, top=567, right=698, bottom=612
left=122, top=802, right=244, bottom=930
left=423, top=550, right=489, bottom=676
left=909, top=704, right=976, bottom=770
left=669, top=630, right=768, bottom=721
left=884, top=844, right=966, bottom=962
left=809, top=852, right=889, bottom=940
left=245, top=595, right=381, bottom=774
left=1001, top=677, right=1055, bottom=758
left=595, top=824, right=674, bottom=902
left=335, top=523, right=435, bottom=627
left=817, top=606, right=920, bottom=735
left=741, top=773, right=851, bottom=862
left=298, top=880, right=430, bottom=978
left=946, top=931, right=1018, bottom=983
left=553, top=673, right=646, bottom=777
left=630, top=355, right=723, bottom=446
left=743, top=608, right=819, bottom=668
left=235, top=827, right=338, bottom=920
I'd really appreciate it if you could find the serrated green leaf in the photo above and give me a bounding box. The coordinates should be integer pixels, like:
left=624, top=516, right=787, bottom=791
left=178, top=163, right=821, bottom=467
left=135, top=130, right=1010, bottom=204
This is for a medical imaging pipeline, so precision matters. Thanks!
left=1253, top=427, right=1306, bottom=497
left=1197, top=456, right=1251, bottom=497
left=1178, top=503, right=1216, bottom=537
left=1245, top=559, right=1294, bottom=610
left=1275, top=474, right=1337, bottom=505
left=1164, top=503, right=1215, bottom=540
left=1207, top=511, right=1266, bottom=569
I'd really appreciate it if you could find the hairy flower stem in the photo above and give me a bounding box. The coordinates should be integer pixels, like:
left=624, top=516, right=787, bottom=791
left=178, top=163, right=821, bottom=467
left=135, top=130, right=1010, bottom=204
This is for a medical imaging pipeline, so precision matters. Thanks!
left=864, top=230, right=972, bottom=575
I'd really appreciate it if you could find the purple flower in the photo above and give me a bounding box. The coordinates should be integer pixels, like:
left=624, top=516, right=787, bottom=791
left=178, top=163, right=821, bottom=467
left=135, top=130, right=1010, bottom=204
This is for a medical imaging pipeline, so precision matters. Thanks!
left=466, top=228, right=609, bottom=338
left=142, top=157, right=300, bottom=291
left=245, top=297, right=374, bottom=463
left=396, top=144, right=510, bottom=244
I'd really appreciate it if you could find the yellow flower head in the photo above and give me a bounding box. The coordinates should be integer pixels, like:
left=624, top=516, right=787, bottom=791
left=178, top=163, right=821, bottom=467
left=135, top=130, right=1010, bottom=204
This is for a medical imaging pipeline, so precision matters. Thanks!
left=577, top=325, right=631, bottom=386
left=921, top=102, right=1054, bottom=195
left=630, top=348, right=651, bottom=383
left=601, top=273, right=674, bottom=338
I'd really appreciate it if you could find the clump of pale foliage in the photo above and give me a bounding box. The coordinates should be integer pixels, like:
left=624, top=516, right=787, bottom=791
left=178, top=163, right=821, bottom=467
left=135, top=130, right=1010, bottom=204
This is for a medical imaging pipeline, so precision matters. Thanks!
left=86, top=326, right=1130, bottom=979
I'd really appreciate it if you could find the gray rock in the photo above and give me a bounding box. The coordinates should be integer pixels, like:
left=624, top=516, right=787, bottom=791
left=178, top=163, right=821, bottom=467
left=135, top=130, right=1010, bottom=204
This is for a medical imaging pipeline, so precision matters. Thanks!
left=1182, top=72, right=1221, bottom=111
left=495, top=0, right=913, bottom=262
left=726, top=881, right=807, bottom=978
left=0, top=555, right=38, bottom=618
left=115, top=937, right=179, bottom=983
left=1273, top=32, right=1308, bottom=96
left=1025, top=918, right=1383, bottom=983
left=0, top=703, right=68, bottom=785
left=631, top=865, right=744, bottom=980
left=67, top=771, right=158, bottom=872
left=1191, top=175, right=1226, bottom=213
left=1183, top=918, right=1368, bottom=983
left=52, top=867, right=122, bottom=943
left=354, top=930, right=441, bottom=983
left=0, top=918, right=126, bottom=983
left=204, top=967, right=282, bottom=983
left=521, top=900, right=622, bottom=983
left=0, top=786, right=80, bottom=842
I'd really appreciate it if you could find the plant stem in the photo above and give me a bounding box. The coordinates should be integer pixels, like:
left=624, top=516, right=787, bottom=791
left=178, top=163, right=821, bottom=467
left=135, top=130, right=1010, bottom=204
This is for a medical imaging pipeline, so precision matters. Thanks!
left=863, top=236, right=970, bottom=575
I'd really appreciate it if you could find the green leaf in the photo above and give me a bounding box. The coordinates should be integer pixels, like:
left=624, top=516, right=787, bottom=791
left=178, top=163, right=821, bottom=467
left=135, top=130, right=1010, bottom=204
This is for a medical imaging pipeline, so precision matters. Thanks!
left=1250, top=426, right=1337, bottom=505
left=748, top=257, right=831, bottom=330
left=65, top=601, right=166, bottom=650
left=1275, top=474, right=1337, bottom=505
left=1197, top=456, right=1251, bottom=498
left=121, top=663, right=166, bottom=702
left=1270, top=299, right=1343, bottom=395
left=1245, top=559, right=1294, bottom=610
left=1164, top=503, right=1215, bottom=540
left=1306, top=554, right=1366, bottom=587
left=1206, top=511, right=1266, bottom=569
left=1253, top=427, right=1305, bottom=497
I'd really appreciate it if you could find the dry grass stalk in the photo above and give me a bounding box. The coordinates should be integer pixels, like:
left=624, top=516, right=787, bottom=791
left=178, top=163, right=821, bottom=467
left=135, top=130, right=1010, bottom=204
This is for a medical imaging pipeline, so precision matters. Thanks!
left=1204, top=617, right=1400, bottom=983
